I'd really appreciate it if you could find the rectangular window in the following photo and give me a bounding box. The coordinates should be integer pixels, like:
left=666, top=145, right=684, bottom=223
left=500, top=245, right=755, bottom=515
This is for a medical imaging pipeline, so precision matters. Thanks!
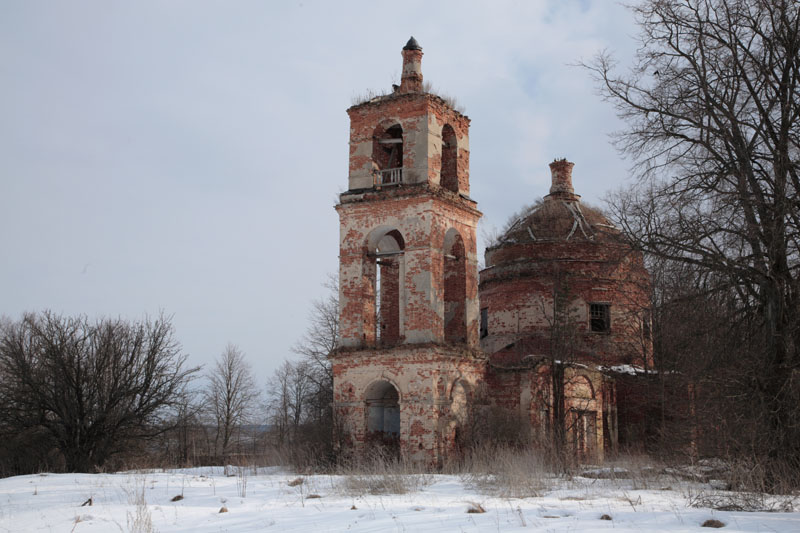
left=480, top=308, right=489, bottom=338
left=590, top=303, right=610, bottom=333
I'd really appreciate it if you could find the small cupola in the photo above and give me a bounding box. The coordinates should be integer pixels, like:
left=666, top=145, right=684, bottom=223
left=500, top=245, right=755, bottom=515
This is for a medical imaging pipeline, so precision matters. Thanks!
left=547, top=158, right=578, bottom=200
left=399, top=36, right=423, bottom=93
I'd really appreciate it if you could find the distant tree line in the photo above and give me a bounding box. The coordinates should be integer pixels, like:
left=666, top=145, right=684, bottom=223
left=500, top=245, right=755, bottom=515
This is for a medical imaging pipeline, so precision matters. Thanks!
left=0, top=277, right=338, bottom=476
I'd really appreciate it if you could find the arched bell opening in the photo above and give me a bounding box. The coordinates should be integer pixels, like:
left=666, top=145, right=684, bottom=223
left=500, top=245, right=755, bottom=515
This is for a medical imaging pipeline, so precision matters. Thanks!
left=440, top=124, right=458, bottom=192
left=363, top=227, right=405, bottom=346
left=372, top=123, right=404, bottom=186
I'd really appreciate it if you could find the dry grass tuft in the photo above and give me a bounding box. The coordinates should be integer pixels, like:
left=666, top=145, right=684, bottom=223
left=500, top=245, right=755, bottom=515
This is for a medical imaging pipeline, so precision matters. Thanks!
left=684, top=458, right=797, bottom=512
left=350, top=89, right=391, bottom=107
left=336, top=452, right=432, bottom=496
left=459, top=444, right=552, bottom=498
left=466, top=501, right=486, bottom=514
left=126, top=478, right=154, bottom=533
left=702, top=519, right=725, bottom=528
left=170, top=494, right=183, bottom=502
left=218, top=506, right=228, bottom=513
left=600, top=514, right=613, bottom=520
left=287, top=477, right=304, bottom=487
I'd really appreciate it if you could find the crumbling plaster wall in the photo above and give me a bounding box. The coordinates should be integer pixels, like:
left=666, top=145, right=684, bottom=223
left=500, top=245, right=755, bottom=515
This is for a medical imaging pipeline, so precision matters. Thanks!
left=480, top=239, right=652, bottom=367
left=426, top=99, right=471, bottom=195
left=347, top=94, right=470, bottom=194
left=485, top=363, right=607, bottom=460
left=336, top=192, right=481, bottom=348
left=331, top=345, right=485, bottom=462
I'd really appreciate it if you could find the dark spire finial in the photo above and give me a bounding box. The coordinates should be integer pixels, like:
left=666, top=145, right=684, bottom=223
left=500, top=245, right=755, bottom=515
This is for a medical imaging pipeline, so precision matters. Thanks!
left=403, top=36, right=422, bottom=51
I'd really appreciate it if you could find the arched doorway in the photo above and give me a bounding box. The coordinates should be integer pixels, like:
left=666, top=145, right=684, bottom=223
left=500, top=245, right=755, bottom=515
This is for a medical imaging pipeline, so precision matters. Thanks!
left=567, top=375, right=597, bottom=463
left=365, top=380, right=401, bottom=454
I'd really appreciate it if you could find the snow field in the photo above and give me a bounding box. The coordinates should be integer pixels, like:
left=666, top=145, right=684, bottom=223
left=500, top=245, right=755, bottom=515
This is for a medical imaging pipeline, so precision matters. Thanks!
left=0, top=467, right=798, bottom=532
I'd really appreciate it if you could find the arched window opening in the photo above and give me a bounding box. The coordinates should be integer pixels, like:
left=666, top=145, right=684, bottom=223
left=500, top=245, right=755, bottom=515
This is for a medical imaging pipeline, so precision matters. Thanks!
left=568, top=375, right=595, bottom=401
left=365, top=228, right=405, bottom=346
left=443, top=229, right=467, bottom=343
left=366, top=380, right=400, bottom=452
left=372, top=124, right=404, bottom=186
left=441, top=124, right=458, bottom=192
left=376, top=230, right=404, bottom=344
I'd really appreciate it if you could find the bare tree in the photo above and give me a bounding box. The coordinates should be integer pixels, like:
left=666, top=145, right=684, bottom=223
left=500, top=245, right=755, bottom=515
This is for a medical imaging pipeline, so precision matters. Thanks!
left=265, top=360, right=293, bottom=446
left=587, top=0, right=800, bottom=482
left=162, top=385, right=204, bottom=466
left=532, top=270, right=605, bottom=467
left=264, top=275, right=339, bottom=464
left=546, top=272, right=580, bottom=463
left=205, top=344, right=259, bottom=459
left=0, top=311, right=198, bottom=472
left=265, top=360, right=315, bottom=444
left=291, top=274, right=337, bottom=425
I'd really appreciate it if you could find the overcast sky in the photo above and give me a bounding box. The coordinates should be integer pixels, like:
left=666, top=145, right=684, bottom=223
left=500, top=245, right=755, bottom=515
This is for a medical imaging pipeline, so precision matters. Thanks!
left=0, top=0, right=641, bottom=385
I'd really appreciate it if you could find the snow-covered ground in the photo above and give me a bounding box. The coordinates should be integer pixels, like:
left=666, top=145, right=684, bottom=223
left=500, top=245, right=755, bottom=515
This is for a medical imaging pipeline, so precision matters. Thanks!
left=0, top=466, right=798, bottom=532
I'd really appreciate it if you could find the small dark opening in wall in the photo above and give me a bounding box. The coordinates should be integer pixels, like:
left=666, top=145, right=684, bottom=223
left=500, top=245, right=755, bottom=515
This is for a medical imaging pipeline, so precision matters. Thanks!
left=590, top=303, right=610, bottom=333
left=441, top=124, right=458, bottom=192
left=480, top=307, right=489, bottom=338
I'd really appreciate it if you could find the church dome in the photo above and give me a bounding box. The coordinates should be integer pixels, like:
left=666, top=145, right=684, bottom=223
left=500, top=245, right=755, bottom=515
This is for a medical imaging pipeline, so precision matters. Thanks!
left=494, top=159, right=618, bottom=246
left=479, top=158, right=652, bottom=370
left=497, top=196, right=615, bottom=244
left=484, top=160, right=624, bottom=271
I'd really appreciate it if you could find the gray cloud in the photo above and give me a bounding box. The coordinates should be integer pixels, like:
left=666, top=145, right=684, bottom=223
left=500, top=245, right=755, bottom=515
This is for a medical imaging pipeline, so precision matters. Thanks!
left=0, top=0, right=639, bottom=382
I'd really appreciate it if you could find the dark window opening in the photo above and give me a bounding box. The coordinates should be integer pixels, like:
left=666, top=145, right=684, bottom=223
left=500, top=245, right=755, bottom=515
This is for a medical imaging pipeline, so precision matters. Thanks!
left=441, top=124, right=458, bottom=192
left=480, top=307, right=488, bottom=338
left=590, top=303, right=610, bottom=333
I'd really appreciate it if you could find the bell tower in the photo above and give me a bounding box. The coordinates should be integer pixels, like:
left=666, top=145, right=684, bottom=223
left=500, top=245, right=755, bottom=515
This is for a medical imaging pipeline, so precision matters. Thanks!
left=331, top=38, right=484, bottom=463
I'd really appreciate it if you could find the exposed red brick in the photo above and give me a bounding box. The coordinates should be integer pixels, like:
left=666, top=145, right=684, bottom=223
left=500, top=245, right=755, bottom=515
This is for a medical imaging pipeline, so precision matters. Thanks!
left=332, top=41, right=653, bottom=465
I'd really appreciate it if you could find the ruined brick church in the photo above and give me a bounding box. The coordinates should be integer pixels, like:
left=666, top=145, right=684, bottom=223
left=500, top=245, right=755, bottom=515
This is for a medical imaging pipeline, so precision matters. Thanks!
left=330, top=38, right=652, bottom=464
